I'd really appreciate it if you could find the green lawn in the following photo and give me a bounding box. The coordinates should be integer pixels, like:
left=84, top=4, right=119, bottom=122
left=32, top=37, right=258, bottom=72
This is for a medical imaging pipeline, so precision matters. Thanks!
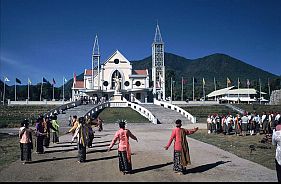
left=0, top=105, right=57, bottom=128
left=189, top=130, right=276, bottom=170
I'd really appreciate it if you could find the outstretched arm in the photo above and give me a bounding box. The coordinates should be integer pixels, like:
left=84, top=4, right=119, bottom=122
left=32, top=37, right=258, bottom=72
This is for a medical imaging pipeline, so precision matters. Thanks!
left=185, top=127, right=199, bottom=135
left=128, top=130, right=138, bottom=142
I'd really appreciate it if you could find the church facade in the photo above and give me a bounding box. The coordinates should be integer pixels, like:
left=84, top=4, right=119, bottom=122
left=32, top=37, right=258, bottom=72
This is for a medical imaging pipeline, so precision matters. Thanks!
left=72, top=24, right=165, bottom=103
left=72, top=50, right=150, bottom=103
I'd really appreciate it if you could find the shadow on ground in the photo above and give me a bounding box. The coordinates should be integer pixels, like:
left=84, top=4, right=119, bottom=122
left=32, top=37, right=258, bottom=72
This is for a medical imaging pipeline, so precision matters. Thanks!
left=131, top=162, right=173, bottom=174
left=185, top=160, right=231, bottom=174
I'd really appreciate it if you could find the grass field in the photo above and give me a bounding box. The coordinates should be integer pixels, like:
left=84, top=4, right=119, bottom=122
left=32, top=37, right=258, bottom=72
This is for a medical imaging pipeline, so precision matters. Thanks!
left=189, top=130, right=276, bottom=170
left=0, top=105, right=57, bottom=128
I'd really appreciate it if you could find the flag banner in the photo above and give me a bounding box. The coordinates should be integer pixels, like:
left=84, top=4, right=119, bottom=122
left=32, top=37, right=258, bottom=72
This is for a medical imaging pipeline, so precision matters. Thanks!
left=64, top=77, right=67, bottom=83
left=202, top=78, right=205, bottom=86
left=4, top=77, right=10, bottom=82
left=52, top=78, right=56, bottom=85
left=43, top=77, right=48, bottom=83
left=227, top=77, right=231, bottom=84
left=247, top=79, right=250, bottom=86
left=16, top=78, right=21, bottom=84
left=28, top=78, right=32, bottom=85
left=182, top=78, right=188, bottom=84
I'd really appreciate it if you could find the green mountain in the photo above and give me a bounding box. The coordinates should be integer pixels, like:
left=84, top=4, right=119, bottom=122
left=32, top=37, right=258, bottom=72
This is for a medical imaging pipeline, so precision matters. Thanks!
left=1, top=53, right=280, bottom=101
left=132, top=53, right=280, bottom=100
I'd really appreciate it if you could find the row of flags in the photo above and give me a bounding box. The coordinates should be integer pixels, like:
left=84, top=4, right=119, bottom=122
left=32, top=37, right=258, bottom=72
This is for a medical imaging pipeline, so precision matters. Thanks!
left=179, top=77, right=267, bottom=86
left=3, top=77, right=68, bottom=85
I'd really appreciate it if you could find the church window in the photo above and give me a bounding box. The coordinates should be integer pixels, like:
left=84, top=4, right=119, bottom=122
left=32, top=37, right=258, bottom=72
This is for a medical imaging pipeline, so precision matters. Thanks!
left=114, top=59, right=119, bottom=64
left=135, top=81, right=141, bottom=86
left=124, top=81, right=130, bottom=86
left=103, top=81, right=109, bottom=86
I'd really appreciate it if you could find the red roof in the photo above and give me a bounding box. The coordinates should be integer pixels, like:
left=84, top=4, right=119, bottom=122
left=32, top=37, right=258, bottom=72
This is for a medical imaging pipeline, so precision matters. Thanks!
left=85, top=69, right=97, bottom=76
left=74, top=80, right=84, bottom=88
left=133, top=70, right=147, bottom=75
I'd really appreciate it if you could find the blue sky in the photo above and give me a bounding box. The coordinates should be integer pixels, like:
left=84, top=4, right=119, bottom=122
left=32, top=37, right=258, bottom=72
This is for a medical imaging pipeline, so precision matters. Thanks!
left=1, top=0, right=281, bottom=86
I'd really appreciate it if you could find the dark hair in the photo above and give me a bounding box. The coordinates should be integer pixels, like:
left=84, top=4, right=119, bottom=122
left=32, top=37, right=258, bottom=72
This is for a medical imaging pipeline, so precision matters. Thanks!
left=78, top=117, right=85, bottom=124
left=21, top=119, right=29, bottom=127
left=175, top=119, right=182, bottom=127
left=119, top=121, right=126, bottom=129
left=73, top=115, right=77, bottom=119
left=52, top=115, right=57, bottom=120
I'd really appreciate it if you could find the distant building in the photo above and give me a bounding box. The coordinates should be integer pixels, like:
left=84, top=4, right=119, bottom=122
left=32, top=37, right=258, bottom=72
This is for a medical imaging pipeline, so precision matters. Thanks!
left=72, top=24, right=166, bottom=103
left=206, top=86, right=268, bottom=104
left=72, top=50, right=150, bottom=103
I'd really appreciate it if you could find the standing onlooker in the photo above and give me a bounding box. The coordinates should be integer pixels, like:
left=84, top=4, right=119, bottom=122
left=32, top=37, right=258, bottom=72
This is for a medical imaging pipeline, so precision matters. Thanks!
left=43, top=116, right=52, bottom=148
left=19, top=119, right=33, bottom=164
left=72, top=117, right=89, bottom=163
left=67, top=115, right=78, bottom=135
left=107, top=120, right=138, bottom=175
left=234, top=114, right=241, bottom=136
left=51, top=115, right=60, bottom=143
left=96, top=116, right=104, bottom=131
left=272, top=120, right=281, bottom=182
left=241, top=112, right=249, bottom=136
left=164, top=119, right=198, bottom=175
left=207, top=115, right=212, bottom=134
left=35, top=116, right=45, bottom=154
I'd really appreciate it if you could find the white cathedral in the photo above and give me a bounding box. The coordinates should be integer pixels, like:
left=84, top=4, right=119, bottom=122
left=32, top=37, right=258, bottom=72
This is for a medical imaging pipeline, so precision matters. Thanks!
left=72, top=24, right=165, bottom=103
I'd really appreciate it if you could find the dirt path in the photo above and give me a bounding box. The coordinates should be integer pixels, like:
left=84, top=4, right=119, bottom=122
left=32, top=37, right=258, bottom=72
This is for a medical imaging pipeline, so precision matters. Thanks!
left=0, top=123, right=277, bottom=182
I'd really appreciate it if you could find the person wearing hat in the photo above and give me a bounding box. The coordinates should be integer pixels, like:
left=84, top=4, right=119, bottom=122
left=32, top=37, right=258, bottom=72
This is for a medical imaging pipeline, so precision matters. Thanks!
left=164, top=119, right=199, bottom=175
left=72, top=117, right=89, bottom=163
left=107, top=120, right=138, bottom=175
left=19, top=119, right=33, bottom=164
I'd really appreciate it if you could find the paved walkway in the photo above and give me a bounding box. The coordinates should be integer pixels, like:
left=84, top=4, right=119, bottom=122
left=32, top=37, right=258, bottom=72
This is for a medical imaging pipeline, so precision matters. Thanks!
left=0, top=123, right=277, bottom=182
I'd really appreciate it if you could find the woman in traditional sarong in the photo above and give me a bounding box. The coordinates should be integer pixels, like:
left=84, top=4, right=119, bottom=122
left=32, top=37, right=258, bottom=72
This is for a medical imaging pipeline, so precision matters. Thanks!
left=19, top=119, right=33, bottom=164
left=43, top=116, right=52, bottom=148
left=272, top=120, right=281, bottom=182
left=35, top=116, right=45, bottom=154
left=165, top=119, right=198, bottom=175
left=51, top=115, right=60, bottom=143
left=72, top=117, right=89, bottom=163
left=107, top=121, right=138, bottom=175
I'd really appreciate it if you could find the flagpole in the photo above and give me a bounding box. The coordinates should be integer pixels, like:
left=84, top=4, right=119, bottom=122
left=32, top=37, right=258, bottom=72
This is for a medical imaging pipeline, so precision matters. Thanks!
left=3, top=79, right=5, bottom=105
left=214, top=77, right=216, bottom=101
left=227, top=78, right=229, bottom=104
left=193, top=77, right=194, bottom=101
left=203, top=78, right=205, bottom=102
left=181, top=77, right=183, bottom=101
left=170, top=77, right=172, bottom=104
left=40, top=77, right=43, bottom=101
left=247, top=80, right=249, bottom=104
left=53, top=83, right=54, bottom=101
left=63, top=77, right=65, bottom=103
left=268, top=78, right=270, bottom=100
left=28, top=79, right=30, bottom=101
left=259, top=78, right=261, bottom=104
left=238, top=78, right=240, bottom=104
left=15, top=81, right=17, bottom=101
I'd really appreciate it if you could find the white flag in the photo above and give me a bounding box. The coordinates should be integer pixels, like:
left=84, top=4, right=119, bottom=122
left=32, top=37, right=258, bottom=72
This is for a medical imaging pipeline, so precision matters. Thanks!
left=28, top=78, right=32, bottom=85
left=4, top=77, right=10, bottom=82
left=64, top=77, right=67, bottom=83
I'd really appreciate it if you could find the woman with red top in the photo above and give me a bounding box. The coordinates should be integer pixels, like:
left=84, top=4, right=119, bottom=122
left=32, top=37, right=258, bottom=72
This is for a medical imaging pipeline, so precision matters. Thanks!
left=107, top=121, right=138, bottom=175
left=164, top=119, right=199, bottom=174
left=19, top=119, right=34, bottom=164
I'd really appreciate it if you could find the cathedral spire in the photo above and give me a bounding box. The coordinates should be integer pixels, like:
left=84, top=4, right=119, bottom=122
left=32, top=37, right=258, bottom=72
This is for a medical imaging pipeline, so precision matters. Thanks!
left=93, top=34, right=100, bottom=56
left=154, top=22, right=163, bottom=43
